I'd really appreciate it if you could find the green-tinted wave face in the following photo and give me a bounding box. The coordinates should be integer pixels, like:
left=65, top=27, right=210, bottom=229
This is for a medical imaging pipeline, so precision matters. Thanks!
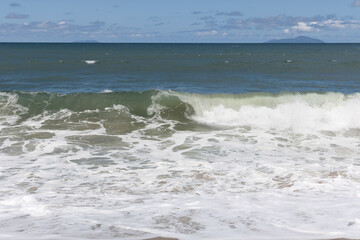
left=13, top=90, right=197, bottom=121
left=15, top=90, right=156, bottom=118
left=1, top=90, right=360, bottom=134
left=0, top=90, right=198, bottom=134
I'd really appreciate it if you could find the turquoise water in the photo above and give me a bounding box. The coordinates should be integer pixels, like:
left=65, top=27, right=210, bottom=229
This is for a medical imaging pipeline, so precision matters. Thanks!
left=0, top=43, right=360, bottom=240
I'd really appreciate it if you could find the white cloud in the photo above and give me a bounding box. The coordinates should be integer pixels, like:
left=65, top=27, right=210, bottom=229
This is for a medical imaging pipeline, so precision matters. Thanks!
left=321, top=19, right=346, bottom=29
left=284, top=22, right=317, bottom=33
left=293, top=22, right=314, bottom=31
left=130, top=33, right=155, bottom=38
left=224, top=14, right=327, bottom=30
left=195, top=30, right=218, bottom=36
left=130, top=33, right=142, bottom=37
left=284, top=19, right=360, bottom=33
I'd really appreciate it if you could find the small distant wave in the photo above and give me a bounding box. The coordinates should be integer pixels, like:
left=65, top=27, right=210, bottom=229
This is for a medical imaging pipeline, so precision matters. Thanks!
left=83, top=60, right=99, bottom=64
left=101, top=89, right=113, bottom=93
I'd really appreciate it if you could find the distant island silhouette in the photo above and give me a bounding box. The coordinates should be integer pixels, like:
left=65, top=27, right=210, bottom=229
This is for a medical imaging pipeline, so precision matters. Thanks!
left=265, top=36, right=324, bottom=43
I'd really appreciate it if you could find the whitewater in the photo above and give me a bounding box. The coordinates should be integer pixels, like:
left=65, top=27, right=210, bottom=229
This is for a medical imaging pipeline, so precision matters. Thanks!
left=0, top=90, right=360, bottom=239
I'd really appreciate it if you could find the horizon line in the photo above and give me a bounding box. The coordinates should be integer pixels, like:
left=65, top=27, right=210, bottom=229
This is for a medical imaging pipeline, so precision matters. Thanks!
left=1, top=41, right=360, bottom=44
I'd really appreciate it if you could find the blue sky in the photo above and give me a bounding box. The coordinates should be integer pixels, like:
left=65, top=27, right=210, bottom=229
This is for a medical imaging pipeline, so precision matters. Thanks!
left=0, top=0, right=360, bottom=42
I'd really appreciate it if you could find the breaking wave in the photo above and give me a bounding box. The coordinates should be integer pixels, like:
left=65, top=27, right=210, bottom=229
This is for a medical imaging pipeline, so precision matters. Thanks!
left=1, top=90, right=360, bottom=132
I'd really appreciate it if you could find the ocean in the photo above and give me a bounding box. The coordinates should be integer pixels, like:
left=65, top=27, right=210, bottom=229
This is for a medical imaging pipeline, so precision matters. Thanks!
left=0, top=43, right=359, bottom=240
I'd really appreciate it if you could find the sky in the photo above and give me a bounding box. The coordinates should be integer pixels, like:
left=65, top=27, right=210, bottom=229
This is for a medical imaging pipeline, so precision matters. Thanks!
left=0, top=0, right=360, bottom=43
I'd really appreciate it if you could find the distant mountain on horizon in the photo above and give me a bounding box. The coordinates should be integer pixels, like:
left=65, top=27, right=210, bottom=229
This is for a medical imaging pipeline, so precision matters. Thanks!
left=265, top=36, right=324, bottom=43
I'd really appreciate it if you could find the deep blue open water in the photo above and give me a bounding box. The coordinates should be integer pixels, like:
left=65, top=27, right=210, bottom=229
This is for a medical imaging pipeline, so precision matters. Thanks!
left=1, top=43, right=360, bottom=93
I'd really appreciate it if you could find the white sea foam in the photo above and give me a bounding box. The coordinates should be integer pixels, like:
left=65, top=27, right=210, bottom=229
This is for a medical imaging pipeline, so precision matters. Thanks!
left=0, top=91, right=359, bottom=239
left=83, top=60, right=99, bottom=64
left=101, top=89, right=113, bottom=93
left=0, top=92, right=28, bottom=129
left=0, top=196, right=50, bottom=217
left=177, top=92, right=360, bottom=132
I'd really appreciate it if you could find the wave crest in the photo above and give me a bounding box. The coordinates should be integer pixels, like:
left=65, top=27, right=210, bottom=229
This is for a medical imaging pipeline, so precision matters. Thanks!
left=1, top=90, right=360, bottom=132
left=176, top=91, right=360, bottom=131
